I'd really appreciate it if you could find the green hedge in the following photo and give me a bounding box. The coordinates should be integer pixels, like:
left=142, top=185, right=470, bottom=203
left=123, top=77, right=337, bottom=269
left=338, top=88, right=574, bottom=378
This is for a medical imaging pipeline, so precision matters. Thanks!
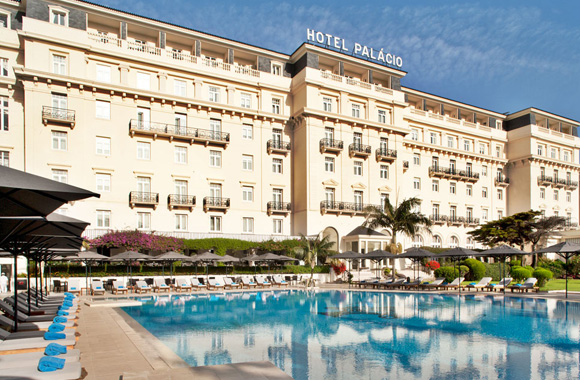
left=538, top=258, right=565, bottom=278
left=483, top=262, right=502, bottom=281
left=434, top=266, right=459, bottom=283
left=511, top=266, right=532, bottom=282
left=462, top=258, right=486, bottom=281
left=182, top=238, right=302, bottom=256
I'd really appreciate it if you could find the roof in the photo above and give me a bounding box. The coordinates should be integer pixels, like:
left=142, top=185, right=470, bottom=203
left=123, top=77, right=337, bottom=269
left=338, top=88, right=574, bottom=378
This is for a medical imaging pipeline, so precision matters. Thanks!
left=346, top=226, right=386, bottom=237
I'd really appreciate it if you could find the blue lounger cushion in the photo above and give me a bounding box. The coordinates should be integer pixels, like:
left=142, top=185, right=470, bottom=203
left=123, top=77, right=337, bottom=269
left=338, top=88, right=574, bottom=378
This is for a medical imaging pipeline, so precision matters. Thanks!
left=57, top=310, right=69, bottom=316
left=53, top=316, right=68, bottom=324
left=48, top=323, right=66, bottom=332
left=45, top=342, right=67, bottom=356
left=44, top=332, right=67, bottom=340
left=38, top=356, right=66, bottom=372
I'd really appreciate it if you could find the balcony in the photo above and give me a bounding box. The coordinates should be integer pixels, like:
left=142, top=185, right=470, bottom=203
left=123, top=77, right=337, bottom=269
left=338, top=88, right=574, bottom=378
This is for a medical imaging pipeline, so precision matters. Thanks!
left=319, top=138, right=344, bottom=154
left=203, top=197, right=230, bottom=213
left=267, top=140, right=291, bottom=156
left=464, top=217, right=480, bottom=226
left=42, top=106, right=76, bottom=128
left=267, top=201, right=292, bottom=216
left=403, top=161, right=409, bottom=169
left=430, top=214, right=448, bottom=225
left=129, top=191, right=159, bottom=209
left=376, top=148, right=397, bottom=163
left=447, top=216, right=464, bottom=226
left=428, top=166, right=479, bottom=182
left=565, top=180, right=578, bottom=190
left=129, top=120, right=230, bottom=147
left=459, top=170, right=480, bottom=183
left=320, top=201, right=377, bottom=216
left=537, top=175, right=553, bottom=187
left=348, top=143, right=372, bottom=159
left=495, top=175, right=510, bottom=187
left=553, top=178, right=567, bottom=189
left=168, top=194, right=196, bottom=211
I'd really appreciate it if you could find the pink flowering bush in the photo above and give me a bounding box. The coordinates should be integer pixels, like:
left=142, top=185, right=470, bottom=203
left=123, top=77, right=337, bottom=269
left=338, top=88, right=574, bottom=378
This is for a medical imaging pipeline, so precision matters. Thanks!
left=87, top=230, right=185, bottom=252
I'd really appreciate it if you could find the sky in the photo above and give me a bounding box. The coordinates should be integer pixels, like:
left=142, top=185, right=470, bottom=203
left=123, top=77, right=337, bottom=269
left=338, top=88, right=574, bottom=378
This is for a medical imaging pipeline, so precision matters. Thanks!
left=90, top=0, right=580, bottom=122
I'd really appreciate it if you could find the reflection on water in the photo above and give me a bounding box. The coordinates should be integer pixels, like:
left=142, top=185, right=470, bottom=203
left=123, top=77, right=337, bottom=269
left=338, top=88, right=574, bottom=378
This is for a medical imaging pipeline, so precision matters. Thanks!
left=122, top=291, right=580, bottom=380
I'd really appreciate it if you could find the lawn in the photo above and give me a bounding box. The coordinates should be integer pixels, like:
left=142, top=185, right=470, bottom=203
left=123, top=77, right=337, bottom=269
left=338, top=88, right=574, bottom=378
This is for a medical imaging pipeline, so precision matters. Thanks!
left=539, top=279, right=580, bottom=292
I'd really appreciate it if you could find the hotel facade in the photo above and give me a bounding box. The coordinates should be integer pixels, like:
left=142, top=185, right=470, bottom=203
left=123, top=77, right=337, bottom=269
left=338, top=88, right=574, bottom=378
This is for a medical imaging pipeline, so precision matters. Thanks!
left=1, top=0, right=579, bottom=254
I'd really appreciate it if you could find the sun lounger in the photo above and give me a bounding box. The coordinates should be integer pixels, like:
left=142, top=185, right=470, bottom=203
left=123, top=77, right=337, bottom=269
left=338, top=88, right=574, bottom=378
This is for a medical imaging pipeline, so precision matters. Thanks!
left=382, top=278, right=405, bottom=289
left=0, top=314, right=75, bottom=331
left=510, top=277, right=538, bottom=292
left=0, top=327, right=76, bottom=341
left=0, top=300, right=76, bottom=323
left=272, top=275, right=289, bottom=288
left=419, top=278, right=446, bottom=290
left=0, top=348, right=80, bottom=369
left=91, top=280, right=106, bottom=296
left=223, top=277, right=240, bottom=289
left=255, top=276, right=272, bottom=288
left=6, top=297, right=61, bottom=315
left=0, top=330, right=77, bottom=352
left=175, top=278, right=192, bottom=292
left=152, top=278, right=170, bottom=293
left=241, top=277, right=257, bottom=289
left=1, top=359, right=82, bottom=379
left=402, top=277, right=424, bottom=290
left=207, top=278, right=225, bottom=291
left=439, top=277, right=465, bottom=290
left=464, top=277, right=493, bottom=291
left=485, top=277, right=512, bottom=292
left=65, top=279, right=81, bottom=295
left=190, top=278, right=207, bottom=291
left=112, top=280, right=128, bottom=295
left=134, top=280, right=152, bottom=294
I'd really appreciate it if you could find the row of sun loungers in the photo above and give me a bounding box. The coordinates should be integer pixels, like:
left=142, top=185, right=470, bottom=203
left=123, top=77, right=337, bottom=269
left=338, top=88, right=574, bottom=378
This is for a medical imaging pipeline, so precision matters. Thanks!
left=356, top=277, right=539, bottom=292
left=0, top=291, right=82, bottom=379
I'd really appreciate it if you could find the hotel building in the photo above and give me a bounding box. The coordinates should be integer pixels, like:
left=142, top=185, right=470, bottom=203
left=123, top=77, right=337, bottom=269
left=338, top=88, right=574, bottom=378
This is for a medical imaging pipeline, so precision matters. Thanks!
left=1, top=0, right=579, bottom=254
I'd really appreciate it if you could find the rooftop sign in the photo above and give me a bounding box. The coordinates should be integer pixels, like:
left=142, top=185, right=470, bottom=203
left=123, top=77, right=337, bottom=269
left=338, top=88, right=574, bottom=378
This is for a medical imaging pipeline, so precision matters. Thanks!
left=307, top=29, right=403, bottom=69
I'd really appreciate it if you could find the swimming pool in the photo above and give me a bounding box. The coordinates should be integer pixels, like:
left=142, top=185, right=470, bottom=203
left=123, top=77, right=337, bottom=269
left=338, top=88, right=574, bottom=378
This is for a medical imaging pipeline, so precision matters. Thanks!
left=122, top=290, right=580, bottom=380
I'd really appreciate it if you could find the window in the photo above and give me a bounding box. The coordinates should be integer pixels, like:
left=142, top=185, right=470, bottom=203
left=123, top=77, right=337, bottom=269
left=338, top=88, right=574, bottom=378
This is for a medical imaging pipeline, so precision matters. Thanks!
left=432, top=180, right=439, bottom=192
left=209, top=86, right=220, bottom=102
left=430, top=132, right=438, bottom=145
left=209, top=183, right=222, bottom=199
left=137, top=176, right=151, bottom=194
left=0, top=58, right=8, bottom=77
left=51, top=169, right=68, bottom=183
left=466, top=162, right=473, bottom=176
left=137, top=212, right=151, bottom=230
left=411, top=129, right=419, bottom=141
left=482, top=165, right=488, bottom=177
left=564, top=151, right=570, bottom=161
left=354, top=161, right=362, bottom=176
left=242, top=124, right=253, bottom=139
left=551, top=148, right=557, bottom=159
left=554, top=190, right=559, bottom=201
left=466, top=184, right=472, bottom=196
left=242, top=186, right=253, bottom=202
left=323, top=97, right=332, bottom=112
left=52, top=93, right=67, bottom=110
left=567, top=172, right=572, bottom=183
left=137, top=142, right=150, bottom=160
left=272, top=98, right=281, bottom=114
left=96, top=64, right=111, bottom=83
left=351, top=103, right=361, bottom=118
left=380, top=193, right=389, bottom=210
left=174, top=113, right=187, bottom=134
left=482, top=209, right=488, bottom=222
left=272, top=64, right=282, bottom=76
left=325, top=157, right=335, bottom=173
left=413, top=153, right=421, bottom=166
left=447, top=136, right=454, bottom=148
left=463, top=139, right=471, bottom=151
left=353, top=132, right=362, bottom=146
left=325, top=127, right=334, bottom=141
left=51, top=8, right=67, bottom=26
left=0, top=14, right=7, bottom=28
left=209, top=119, right=222, bottom=138
left=136, top=72, right=150, bottom=90
left=479, top=143, right=486, bottom=155
left=174, top=79, right=186, bottom=97
left=174, top=180, right=187, bottom=196
left=466, top=207, right=473, bottom=221
left=0, top=96, right=7, bottom=131
left=449, top=159, right=456, bottom=173
left=175, top=214, right=187, bottom=231
left=273, top=219, right=283, bottom=234
left=554, top=169, right=559, bottom=181
left=432, top=204, right=440, bottom=218
left=354, top=191, right=363, bottom=210
left=272, top=158, right=282, bottom=173
left=413, top=177, right=421, bottom=190
left=449, top=236, right=459, bottom=249
left=95, top=100, right=110, bottom=119
left=210, top=216, right=222, bottom=232
left=537, top=145, right=544, bottom=156
left=242, top=155, right=253, bottom=171
left=137, top=107, right=150, bottom=129
left=0, top=151, right=8, bottom=167
left=450, top=182, right=456, bottom=194
left=450, top=205, right=457, bottom=219
left=540, top=167, right=546, bottom=178
left=380, top=165, right=389, bottom=179
left=325, top=188, right=335, bottom=203
left=540, top=188, right=545, bottom=199
left=412, top=235, right=423, bottom=248
left=272, top=189, right=283, bottom=204
left=466, top=237, right=474, bottom=249
left=94, top=137, right=110, bottom=156
left=243, top=217, right=254, bottom=233
left=174, top=146, right=187, bottom=164
left=567, top=192, right=571, bottom=202
left=497, top=189, right=503, bottom=200
left=482, top=187, right=488, bottom=198
left=210, top=150, right=222, bottom=167
left=378, top=110, right=387, bottom=123
left=496, top=146, right=501, bottom=158
left=497, top=210, right=503, bottom=219
left=51, top=131, right=67, bottom=151
left=432, top=235, right=442, bottom=248
left=241, top=93, right=251, bottom=108
left=96, top=210, right=110, bottom=228
left=96, top=173, right=111, bottom=192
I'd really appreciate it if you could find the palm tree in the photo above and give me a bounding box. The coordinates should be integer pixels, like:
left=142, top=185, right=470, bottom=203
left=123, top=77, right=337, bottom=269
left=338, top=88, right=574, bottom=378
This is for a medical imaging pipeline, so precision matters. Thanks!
left=363, top=197, right=432, bottom=278
left=300, top=234, right=334, bottom=287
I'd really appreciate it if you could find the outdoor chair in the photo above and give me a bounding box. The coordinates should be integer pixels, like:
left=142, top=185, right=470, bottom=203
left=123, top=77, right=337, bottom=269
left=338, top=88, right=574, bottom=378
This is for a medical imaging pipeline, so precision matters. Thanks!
left=510, top=277, right=538, bottom=293
left=190, top=277, right=207, bottom=291
left=439, top=277, right=465, bottom=290
left=66, top=279, right=81, bottom=295
left=0, top=348, right=80, bottom=370
left=0, top=314, right=75, bottom=332
left=91, top=280, right=106, bottom=296
left=402, top=277, right=424, bottom=290
left=152, top=278, right=170, bottom=293
left=112, top=280, right=128, bottom=295
left=135, top=280, right=152, bottom=294
left=272, top=275, right=289, bottom=288
left=419, top=277, right=446, bottom=290
left=255, top=276, right=272, bottom=288
left=52, top=280, right=62, bottom=293
left=0, top=328, right=77, bottom=353
left=207, top=278, right=225, bottom=291
left=382, top=278, right=405, bottom=289
left=241, top=277, right=257, bottom=289
left=485, top=277, right=512, bottom=292
left=464, top=277, right=493, bottom=291
left=223, top=277, right=240, bottom=289
left=175, top=278, right=192, bottom=292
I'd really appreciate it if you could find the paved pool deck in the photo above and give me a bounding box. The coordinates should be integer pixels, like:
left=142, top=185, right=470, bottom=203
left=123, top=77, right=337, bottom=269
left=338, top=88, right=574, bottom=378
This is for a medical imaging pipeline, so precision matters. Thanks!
left=73, top=284, right=580, bottom=379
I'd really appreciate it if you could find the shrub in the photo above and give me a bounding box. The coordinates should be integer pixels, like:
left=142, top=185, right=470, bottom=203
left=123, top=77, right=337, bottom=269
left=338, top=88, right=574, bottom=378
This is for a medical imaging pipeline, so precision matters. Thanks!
left=532, top=268, right=553, bottom=287
left=483, top=262, right=502, bottom=281
left=462, top=259, right=486, bottom=281
left=383, top=267, right=391, bottom=276
left=524, top=265, right=534, bottom=274
left=511, top=267, right=532, bottom=282
left=510, top=260, right=521, bottom=267
left=538, top=258, right=565, bottom=278
left=434, top=266, right=459, bottom=283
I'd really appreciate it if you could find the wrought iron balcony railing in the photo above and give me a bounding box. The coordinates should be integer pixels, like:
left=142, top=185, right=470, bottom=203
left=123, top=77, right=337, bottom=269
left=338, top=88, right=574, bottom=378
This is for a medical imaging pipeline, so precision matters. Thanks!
left=267, top=201, right=292, bottom=215
left=129, top=191, right=159, bottom=208
left=168, top=194, right=196, bottom=209
left=319, top=138, right=344, bottom=153
left=348, top=143, right=372, bottom=158
left=429, top=166, right=479, bottom=181
left=42, top=106, right=76, bottom=127
left=429, top=214, right=448, bottom=224
left=320, top=200, right=379, bottom=215
left=203, top=197, right=230, bottom=212
left=376, top=148, right=397, bottom=162
left=267, top=140, right=291, bottom=155
left=129, top=119, right=230, bottom=146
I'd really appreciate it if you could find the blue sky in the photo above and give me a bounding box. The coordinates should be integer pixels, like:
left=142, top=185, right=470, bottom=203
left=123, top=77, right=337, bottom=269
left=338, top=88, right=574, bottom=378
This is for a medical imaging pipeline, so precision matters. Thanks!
left=91, top=0, right=580, bottom=122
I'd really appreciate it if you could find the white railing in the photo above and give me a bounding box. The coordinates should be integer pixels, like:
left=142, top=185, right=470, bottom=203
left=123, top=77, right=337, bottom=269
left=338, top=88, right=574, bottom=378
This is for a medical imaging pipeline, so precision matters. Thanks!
left=320, top=70, right=393, bottom=95
left=166, top=50, right=197, bottom=64
left=320, top=71, right=343, bottom=82
left=234, top=65, right=260, bottom=78
left=87, top=31, right=122, bottom=47
left=126, top=40, right=161, bottom=56
left=82, top=229, right=299, bottom=242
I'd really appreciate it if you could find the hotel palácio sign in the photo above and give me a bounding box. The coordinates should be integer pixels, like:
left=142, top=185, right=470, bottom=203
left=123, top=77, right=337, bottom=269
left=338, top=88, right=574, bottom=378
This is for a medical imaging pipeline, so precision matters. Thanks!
left=307, top=28, right=403, bottom=69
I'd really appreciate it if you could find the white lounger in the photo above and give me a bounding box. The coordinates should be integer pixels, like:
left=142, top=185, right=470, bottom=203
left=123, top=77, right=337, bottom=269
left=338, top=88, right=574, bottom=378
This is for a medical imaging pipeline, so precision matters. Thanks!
left=0, top=349, right=80, bottom=369
left=465, top=277, right=493, bottom=291
left=1, top=360, right=82, bottom=380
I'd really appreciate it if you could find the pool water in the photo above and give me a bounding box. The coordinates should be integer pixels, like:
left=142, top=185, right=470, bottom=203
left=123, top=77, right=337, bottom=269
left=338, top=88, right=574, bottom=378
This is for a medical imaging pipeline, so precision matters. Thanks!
left=122, top=290, right=580, bottom=380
